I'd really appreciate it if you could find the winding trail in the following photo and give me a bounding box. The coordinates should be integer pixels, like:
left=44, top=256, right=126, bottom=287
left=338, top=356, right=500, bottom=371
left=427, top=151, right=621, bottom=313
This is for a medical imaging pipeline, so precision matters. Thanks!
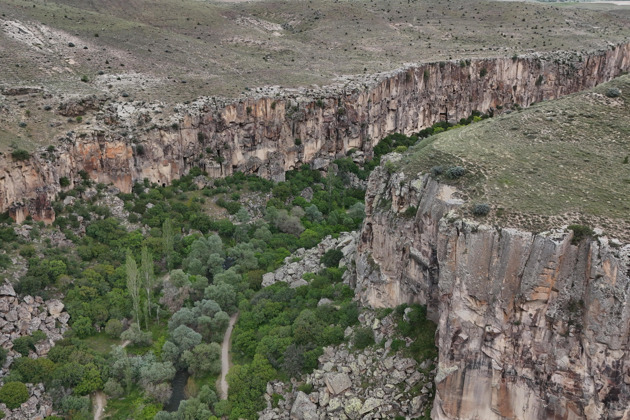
left=92, top=340, right=131, bottom=420
left=93, top=391, right=107, bottom=420
left=218, top=312, right=239, bottom=400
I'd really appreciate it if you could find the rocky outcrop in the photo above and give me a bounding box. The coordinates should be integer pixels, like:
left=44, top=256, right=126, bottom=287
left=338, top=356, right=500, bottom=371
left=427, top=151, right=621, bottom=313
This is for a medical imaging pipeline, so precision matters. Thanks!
left=259, top=310, right=436, bottom=420
left=3, top=44, right=630, bottom=222
left=354, top=164, right=630, bottom=419
left=0, top=383, right=53, bottom=420
left=0, top=283, right=70, bottom=368
left=262, top=232, right=357, bottom=288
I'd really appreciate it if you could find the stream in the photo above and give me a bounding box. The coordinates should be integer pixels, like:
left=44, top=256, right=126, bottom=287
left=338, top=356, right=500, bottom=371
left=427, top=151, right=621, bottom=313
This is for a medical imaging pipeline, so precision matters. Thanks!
left=165, top=369, right=190, bottom=412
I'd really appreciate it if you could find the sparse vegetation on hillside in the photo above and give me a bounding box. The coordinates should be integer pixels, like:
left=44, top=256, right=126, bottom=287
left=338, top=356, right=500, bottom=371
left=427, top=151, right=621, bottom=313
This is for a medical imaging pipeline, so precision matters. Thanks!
left=397, top=75, right=630, bottom=239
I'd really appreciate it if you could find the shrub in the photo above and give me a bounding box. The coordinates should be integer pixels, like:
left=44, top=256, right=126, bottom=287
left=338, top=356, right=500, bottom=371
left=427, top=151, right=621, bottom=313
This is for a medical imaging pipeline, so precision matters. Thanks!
left=59, top=177, right=70, bottom=187
left=430, top=166, right=444, bottom=176
left=0, top=382, right=29, bottom=409
left=479, top=68, right=488, bottom=77
left=605, top=87, right=621, bottom=98
left=353, top=327, right=375, bottom=350
left=12, top=336, right=35, bottom=356
left=0, top=348, right=7, bottom=366
left=403, top=206, right=417, bottom=218
left=105, top=319, right=123, bottom=338
left=321, top=249, right=343, bottom=268
left=445, top=166, right=466, bottom=179
left=81, top=75, right=89, bottom=83
left=72, top=316, right=94, bottom=338
left=121, top=323, right=153, bottom=346
left=294, top=138, right=302, bottom=146
left=297, top=383, right=313, bottom=394
left=11, top=149, right=30, bottom=161
left=568, top=224, right=594, bottom=245
left=472, top=203, right=490, bottom=217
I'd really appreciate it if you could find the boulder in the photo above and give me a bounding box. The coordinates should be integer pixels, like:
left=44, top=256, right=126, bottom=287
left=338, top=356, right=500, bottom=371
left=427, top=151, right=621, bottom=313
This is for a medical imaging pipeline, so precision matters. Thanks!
left=360, top=397, right=383, bottom=415
left=290, top=391, right=318, bottom=420
left=46, top=300, right=64, bottom=318
left=325, top=373, right=352, bottom=395
left=0, top=283, right=16, bottom=297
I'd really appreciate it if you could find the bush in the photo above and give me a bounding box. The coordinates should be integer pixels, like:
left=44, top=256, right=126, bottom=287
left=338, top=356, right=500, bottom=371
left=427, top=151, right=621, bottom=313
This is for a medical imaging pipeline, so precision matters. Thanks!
left=121, top=323, right=153, bottom=346
left=59, top=177, right=70, bottom=187
left=353, top=327, right=375, bottom=350
left=72, top=316, right=94, bottom=338
left=0, top=382, right=29, bottom=409
left=297, top=383, right=313, bottom=394
left=568, top=224, right=594, bottom=245
left=430, top=166, right=444, bottom=176
left=105, top=319, right=123, bottom=339
left=479, top=68, right=488, bottom=77
left=472, top=203, right=490, bottom=217
left=0, top=348, right=7, bottom=366
left=12, top=336, right=35, bottom=356
left=445, top=166, right=466, bottom=179
left=11, top=150, right=30, bottom=161
left=605, top=87, right=621, bottom=98
left=320, top=249, right=343, bottom=268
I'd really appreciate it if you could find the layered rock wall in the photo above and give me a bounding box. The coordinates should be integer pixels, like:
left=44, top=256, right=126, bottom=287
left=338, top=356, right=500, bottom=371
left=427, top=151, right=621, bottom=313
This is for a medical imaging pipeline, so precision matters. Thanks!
left=3, top=44, right=630, bottom=222
left=354, top=163, right=630, bottom=419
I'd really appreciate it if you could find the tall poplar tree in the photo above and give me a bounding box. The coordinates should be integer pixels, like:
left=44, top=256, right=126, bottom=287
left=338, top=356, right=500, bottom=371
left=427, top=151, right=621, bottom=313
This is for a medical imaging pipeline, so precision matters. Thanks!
left=125, top=249, right=140, bottom=325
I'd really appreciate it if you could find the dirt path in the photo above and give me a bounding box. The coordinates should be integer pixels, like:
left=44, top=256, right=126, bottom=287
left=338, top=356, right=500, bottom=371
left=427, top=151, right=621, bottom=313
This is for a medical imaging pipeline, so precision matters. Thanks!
left=93, top=391, right=107, bottom=420
left=217, top=312, right=239, bottom=400
left=92, top=339, right=131, bottom=420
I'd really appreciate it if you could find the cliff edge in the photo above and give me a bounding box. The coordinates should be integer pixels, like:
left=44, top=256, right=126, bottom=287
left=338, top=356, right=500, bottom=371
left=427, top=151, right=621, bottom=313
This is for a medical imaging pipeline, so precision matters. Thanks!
left=354, top=77, right=630, bottom=419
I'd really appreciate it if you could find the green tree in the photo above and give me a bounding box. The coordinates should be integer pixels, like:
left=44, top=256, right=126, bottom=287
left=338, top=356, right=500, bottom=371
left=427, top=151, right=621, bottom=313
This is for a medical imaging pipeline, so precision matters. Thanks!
left=0, top=382, right=29, bottom=409
left=163, top=218, right=174, bottom=269
left=228, top=354, right=276, bottom=419
left=182, top=343, right=221, bottom=376
left=140, top=245, right=156, bottom=325
left=126, top=250, right=140, bottom=324
left=72, top=316, right=95, bottom=338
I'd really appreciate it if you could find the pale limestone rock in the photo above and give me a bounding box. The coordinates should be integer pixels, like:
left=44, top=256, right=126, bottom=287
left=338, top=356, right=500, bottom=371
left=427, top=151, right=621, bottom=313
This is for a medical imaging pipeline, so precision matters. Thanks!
left=290, top=391, right=318, bottom=420
left=325, top=373, right=352, bottom=395
left=355, top=163, right=630, bottom=420
left=46, top=300, right=64, bottom=318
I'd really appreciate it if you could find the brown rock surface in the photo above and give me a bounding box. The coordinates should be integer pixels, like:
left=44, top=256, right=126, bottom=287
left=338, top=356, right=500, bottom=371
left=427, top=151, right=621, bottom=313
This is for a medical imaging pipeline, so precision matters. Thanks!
left=2, top=45, right=630, bottom=221
left=354, top=165, right=630, bottom=419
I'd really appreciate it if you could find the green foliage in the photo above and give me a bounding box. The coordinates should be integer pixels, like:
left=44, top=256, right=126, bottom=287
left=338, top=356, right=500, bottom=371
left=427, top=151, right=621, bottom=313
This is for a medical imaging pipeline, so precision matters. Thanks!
left=105, top=319, right=123, bottom=338
left=11, top=357, right=55, bottom=384
left=445, top=166, right=466, bottom=179
left=13, top=336, right=35, bottom=356
left=10, top=149, right=30, bottom=161
left=320, top=249, right=343, bottom=268
left=605, top=87, right=621, bottom=98
left=395, top=304, right=438, bottom=362
left=568, top=224, right=595, bottom=245
left=0, top=382, right=29, bottom=409
left=479, top=68, right=488, bottom=78
left=353, top=327, right=375, bottom=349
left=227, top=354, right=276, bottom=419
left=472, top=203, right=490, bottom=216
left=60, top=177, right=71, bottom=187
left=297, top=383, right=313, bottom=394
left=72, top=316, right=95, bottom=338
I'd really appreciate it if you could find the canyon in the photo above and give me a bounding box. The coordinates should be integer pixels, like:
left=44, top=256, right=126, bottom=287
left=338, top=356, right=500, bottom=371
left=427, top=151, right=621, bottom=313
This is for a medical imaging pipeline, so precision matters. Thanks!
left=2, top=43, right=630, bottom=223
left=354, top=156, right=630, bottom=419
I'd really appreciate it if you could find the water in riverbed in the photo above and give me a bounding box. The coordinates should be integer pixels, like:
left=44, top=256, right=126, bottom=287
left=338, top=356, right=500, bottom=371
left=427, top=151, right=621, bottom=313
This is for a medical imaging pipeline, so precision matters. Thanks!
left=165, top=370, right=190, bottom=412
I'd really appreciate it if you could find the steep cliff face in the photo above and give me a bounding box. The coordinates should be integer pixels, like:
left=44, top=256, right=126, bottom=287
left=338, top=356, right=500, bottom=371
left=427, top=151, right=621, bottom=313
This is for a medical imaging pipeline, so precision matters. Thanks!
left=354, top=162, right=630, bottom=420
left=3, top=44, right=630, bottom=222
